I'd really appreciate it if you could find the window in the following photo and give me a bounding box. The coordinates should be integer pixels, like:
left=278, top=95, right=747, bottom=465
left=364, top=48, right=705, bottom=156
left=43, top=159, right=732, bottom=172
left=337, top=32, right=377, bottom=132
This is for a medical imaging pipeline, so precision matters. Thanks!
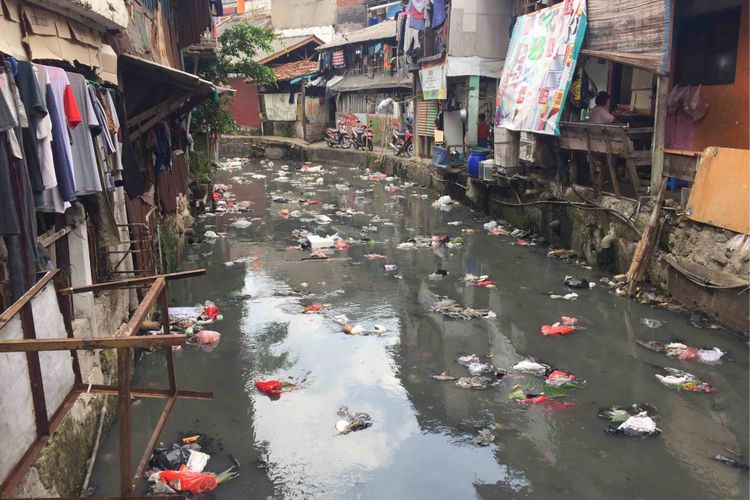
left=674, top=6, right=741, bottom=86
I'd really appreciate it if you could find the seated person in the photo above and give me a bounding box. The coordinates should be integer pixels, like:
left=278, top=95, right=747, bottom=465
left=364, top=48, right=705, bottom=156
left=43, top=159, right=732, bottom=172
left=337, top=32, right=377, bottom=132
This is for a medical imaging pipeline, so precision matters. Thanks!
left=587, top=91, right=616, bottom=124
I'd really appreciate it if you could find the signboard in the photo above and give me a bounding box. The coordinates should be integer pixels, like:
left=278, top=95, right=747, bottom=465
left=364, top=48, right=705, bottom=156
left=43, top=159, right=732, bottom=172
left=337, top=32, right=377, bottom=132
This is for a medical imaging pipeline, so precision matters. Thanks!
left=496, top=0, right=587, bottom=136
left=419, top=64, right=447, bottom=100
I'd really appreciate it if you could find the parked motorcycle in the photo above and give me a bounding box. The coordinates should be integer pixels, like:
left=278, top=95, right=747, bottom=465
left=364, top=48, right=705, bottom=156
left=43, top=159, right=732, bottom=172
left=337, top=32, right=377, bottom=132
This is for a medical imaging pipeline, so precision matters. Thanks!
left=325, top=120, right=351, bottom=149
left=350, top=121, right=374, bottom=151
left=390, top=124, right=413, bottom=157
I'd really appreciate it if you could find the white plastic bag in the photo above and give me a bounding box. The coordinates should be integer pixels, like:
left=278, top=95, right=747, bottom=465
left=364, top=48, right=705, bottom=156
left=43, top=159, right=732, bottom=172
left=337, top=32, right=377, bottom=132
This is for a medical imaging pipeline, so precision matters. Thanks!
left=618, top=412, right=660, bottom=437
left=186, top=450, right=210, bottom=472
left=697, top=347, right=726, bottom=365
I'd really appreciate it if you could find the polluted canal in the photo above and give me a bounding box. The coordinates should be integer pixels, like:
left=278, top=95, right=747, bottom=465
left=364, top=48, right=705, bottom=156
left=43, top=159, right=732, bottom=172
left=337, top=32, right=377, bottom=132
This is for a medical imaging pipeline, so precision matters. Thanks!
left=90, top=159, right=749, bottom=499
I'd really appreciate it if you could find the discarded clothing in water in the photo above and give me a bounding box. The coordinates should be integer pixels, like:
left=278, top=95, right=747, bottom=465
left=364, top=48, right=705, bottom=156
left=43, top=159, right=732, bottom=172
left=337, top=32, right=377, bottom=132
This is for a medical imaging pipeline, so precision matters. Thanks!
left=336, top=406, right=373, bottom=434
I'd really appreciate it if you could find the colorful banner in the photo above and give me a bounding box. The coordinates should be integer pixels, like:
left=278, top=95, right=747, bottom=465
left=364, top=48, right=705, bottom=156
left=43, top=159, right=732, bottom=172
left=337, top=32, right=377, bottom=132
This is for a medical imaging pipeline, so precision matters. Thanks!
left=496, top=0, right=587, bottom=136
left=419, top=64, right=447, bottom=100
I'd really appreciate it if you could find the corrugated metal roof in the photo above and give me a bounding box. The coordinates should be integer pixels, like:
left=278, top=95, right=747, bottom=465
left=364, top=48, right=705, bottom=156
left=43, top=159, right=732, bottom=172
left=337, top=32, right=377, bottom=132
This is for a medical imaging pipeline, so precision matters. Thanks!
left=316, top=20, right=397, bottom=51
left=328, top=72, right=412, bottom=92
left=254, top=35, right=322, bottom=62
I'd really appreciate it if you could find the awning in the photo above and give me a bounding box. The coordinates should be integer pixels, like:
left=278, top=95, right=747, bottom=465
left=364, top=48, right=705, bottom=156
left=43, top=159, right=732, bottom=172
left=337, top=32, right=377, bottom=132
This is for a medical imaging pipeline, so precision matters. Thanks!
left=316, top=20, right=397, bottom=51
left=328, top=73, right=413, bottom=93
left=120, top=55, right=225, bottom=141
left=582, top=0, right=672, bottom=75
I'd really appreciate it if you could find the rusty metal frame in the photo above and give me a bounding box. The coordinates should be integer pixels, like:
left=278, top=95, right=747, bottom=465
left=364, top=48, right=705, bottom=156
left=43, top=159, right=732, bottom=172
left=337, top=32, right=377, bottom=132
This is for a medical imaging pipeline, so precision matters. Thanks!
left=0, top=269, right=209, bottom=498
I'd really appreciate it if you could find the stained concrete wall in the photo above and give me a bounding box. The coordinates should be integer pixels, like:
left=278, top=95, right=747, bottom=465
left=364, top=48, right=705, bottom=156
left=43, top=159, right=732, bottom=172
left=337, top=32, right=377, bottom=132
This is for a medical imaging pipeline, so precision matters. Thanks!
left=272, top=0, right=336, bottom=30
left=448, top=0, right=513, bottom=60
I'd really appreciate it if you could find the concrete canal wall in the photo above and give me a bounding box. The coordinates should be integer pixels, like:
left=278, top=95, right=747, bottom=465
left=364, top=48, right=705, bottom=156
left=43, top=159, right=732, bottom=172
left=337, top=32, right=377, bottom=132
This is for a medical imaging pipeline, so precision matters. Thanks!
left=221, top=135, right=749, bottom=336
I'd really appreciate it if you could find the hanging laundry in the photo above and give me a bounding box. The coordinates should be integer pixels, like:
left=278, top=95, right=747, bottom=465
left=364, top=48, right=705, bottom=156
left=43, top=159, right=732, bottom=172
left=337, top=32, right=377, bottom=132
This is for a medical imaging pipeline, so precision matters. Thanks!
left=409, top=0, right=426, bottom=30
left=13, top=61, right=46, bottom=200
left=332, top=50, right=346, bottom=69
left=431, top=0, right=447, bottom=28
left=44, top=65, right=82, bottom=203
left=66, top=72, right=103, bottom=195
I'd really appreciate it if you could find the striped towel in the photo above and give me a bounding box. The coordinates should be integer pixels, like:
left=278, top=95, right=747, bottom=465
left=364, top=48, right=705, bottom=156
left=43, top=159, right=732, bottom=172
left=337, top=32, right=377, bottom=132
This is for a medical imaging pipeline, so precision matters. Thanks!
left=332, top=50, right=345, bottom=68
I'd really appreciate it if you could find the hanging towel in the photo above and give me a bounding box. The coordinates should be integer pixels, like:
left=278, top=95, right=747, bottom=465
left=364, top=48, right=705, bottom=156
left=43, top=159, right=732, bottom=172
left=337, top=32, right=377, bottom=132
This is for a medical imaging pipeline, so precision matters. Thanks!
left=432, top=0, right=446, bottom=28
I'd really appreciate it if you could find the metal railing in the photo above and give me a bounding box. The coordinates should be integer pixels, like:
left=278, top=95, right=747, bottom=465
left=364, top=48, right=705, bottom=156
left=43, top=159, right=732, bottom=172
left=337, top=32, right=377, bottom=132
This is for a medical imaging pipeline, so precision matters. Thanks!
left=0, top=268, right=209, bottom=498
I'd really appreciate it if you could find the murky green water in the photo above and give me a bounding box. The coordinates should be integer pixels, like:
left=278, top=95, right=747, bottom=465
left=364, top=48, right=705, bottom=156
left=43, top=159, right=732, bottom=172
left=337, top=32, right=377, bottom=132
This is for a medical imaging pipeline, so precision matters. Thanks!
left=91, top=159, right=749, bottom=499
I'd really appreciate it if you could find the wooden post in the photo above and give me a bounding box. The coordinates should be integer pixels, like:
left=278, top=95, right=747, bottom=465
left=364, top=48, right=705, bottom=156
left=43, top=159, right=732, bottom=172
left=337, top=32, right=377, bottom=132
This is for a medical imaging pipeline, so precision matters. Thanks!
left=117, top=348, right=133, bottom=497
left=301, top=81, right=307, bottom=142
left=159, top=290, right=176, bottom=394
left=626, top=178, right=667, bottom=295
left=650, top=75, right=668, bottom=194
left=603, top=133, right=620, bottom=197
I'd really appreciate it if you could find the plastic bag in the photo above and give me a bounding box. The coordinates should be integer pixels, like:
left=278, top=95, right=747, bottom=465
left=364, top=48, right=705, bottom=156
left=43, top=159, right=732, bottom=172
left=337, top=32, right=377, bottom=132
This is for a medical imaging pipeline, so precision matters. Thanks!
left=540, top=324, right=575, bottom=336
left=562, top=276, right=589, bottom=288
left=195, top=330, right=221, bottom=345
left=640, top=318, right=662, bottom=328
left=512, top=358, right=550, bottom=376
left=677, top=347, right=699, bottom=361
left=618, top=412, right=660, bottom=437
left=156, top=468, right=218, bottom=494
left=149, top=444, right=191, bottom=471
left=697, top=347, right=726, bottom=365
left=186, top=450, right=210, bottom=472
left=546, top=370, right=576, bottom=387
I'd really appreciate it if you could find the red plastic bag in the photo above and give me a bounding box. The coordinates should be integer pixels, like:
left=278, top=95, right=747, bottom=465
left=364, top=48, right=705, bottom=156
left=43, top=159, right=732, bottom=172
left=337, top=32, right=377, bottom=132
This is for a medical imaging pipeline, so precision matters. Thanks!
left=541, top=324, right=575, bottom=336
left=546, top=369, right=576, bottom=386
left=255, top=380, right=283, bottom=395
left=519, top=395, right=551, bottom=404
left=158, top=467, right=217, bottom=494
left=203, top=305, right=220, bottom=321
left=335, top=240, right=349, bottom=249
left=303, top=303, right=326, bottom=313
left=476, top=280, right=496, bottom=287
left=212, top=192, right=222, bottom=201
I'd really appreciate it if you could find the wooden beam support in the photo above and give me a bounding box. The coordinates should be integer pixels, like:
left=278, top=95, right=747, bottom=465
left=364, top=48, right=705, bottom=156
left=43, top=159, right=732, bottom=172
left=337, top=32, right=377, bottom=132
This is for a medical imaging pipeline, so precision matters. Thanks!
left=0, top=270, right=59, bottom=329
left=58, top=269, right=205, bottom=295
left=626, top=178, right=667, bottom=295
left=650, top=75, right=668, bottom=194
left=20, top=302, right=49, bottom=437
left=80, top=384, right=213, bottom=400
left=0, top=334, right=187, bottom=353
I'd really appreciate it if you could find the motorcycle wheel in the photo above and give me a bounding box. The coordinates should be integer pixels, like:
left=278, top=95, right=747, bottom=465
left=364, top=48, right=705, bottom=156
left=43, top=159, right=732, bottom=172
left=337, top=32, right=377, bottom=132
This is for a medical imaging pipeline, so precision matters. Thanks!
left=367, top=139, right=373, bottom=151
left=405, top=143, right=414, bottom=157
left=341, top=136, right=352, bottom=149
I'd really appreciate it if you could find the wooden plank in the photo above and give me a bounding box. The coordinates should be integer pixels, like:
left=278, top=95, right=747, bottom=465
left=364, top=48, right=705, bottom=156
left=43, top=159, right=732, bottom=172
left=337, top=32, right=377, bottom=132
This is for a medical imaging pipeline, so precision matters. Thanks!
left=584, top=129, right=601, bottom=197
left=58, top=269, right=206, bottom=295
left=626, top=178, right=667, bottom=295
left=0, top=270, right=59, bottom=329
left=650, top=74, right=668, bottom=193
left=0, top=388, right=80, bottom=497
left=603, top=133, right=621, bottom=197
left=686, top=147, right=750, bottom=235
left=117, top=348, right=133, bottom=497
left=81, top=385, right=213, bottom=400
left=131, top=395, right=178, bottom=493
left=0, top=334, right=187, bottom=353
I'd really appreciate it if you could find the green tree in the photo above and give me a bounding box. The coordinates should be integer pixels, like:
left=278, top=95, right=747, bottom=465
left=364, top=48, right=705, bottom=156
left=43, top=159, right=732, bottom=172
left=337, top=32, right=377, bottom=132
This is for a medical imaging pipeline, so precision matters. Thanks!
left=193, top=24, right=277, bottom=134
